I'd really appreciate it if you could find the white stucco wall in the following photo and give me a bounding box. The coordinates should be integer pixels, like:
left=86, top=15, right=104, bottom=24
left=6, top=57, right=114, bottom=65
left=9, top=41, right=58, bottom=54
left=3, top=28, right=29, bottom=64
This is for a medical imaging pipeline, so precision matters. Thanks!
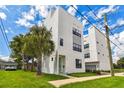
left=84, top=26, right=110, bottom=71
left=58, top=7, right=85, bottom=73
left=43, top=7, right=85, bottom=74
left=94, top=27, right=110, bottom=70
left=43, top=8, right=59, bottom=74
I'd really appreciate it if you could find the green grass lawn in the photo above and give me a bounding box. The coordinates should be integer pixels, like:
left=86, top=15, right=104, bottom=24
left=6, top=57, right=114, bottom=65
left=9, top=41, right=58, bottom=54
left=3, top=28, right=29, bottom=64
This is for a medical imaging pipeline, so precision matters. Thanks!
left=0, top=70, right=67, bottom=88
left=68, top=72, right=97, bottom=77
left=114, top=69, right=124, bottom=73
left=60, top=76, right=124, bottom=88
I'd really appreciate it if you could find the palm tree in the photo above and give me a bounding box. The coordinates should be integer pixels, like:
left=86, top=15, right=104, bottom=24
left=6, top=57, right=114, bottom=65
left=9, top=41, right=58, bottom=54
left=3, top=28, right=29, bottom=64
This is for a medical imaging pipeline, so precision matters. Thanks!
left=22, top=33, right=37, bottom=71
left=23, top=25, right=55, bottom=75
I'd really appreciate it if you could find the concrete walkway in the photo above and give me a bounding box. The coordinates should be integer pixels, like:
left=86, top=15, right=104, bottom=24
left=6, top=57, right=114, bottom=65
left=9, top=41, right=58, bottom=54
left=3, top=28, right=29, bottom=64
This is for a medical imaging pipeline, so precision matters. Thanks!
left=49, top=73, right=124, bottom=87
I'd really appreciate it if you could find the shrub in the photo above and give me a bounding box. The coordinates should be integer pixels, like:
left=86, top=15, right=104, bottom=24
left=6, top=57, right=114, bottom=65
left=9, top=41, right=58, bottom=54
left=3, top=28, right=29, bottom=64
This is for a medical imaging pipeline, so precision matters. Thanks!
left=95, top=70, right=101, bottom=75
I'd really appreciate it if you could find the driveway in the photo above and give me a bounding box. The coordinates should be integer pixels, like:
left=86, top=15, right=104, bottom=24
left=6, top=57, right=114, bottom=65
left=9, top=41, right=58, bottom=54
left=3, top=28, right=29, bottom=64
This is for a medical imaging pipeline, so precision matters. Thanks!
left=49, top=72, right=124, bottom=87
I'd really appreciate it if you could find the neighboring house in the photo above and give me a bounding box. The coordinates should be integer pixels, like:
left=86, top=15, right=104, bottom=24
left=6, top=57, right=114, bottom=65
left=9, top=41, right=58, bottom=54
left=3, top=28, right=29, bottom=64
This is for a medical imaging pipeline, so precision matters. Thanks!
left=83, top=26, right=110, bottom=71
left=0, top=59, right=18, bottom=70
left=42, top=7, right=110, bottom=74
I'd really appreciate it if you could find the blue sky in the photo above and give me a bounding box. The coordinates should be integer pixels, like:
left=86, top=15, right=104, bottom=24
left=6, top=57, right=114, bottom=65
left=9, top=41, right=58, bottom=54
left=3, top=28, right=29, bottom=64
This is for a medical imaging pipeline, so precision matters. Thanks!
left=0, top=5, right=124, bottom=62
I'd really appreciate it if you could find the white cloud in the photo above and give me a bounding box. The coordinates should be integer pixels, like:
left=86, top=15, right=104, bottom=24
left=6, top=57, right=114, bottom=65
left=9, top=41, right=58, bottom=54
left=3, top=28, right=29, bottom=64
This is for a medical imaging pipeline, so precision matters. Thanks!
left=87, top=10, right=98, bottom=20
left=0, top=5, right=6, bottom=9
left=117, top=18, right=124, bottom=27
left=15, top=5, right=57, bottom=27
left=0, top=6, right=8, bottom=20
left=22, top=7, right=35, bottom=21
left=0, top=55, right=10, bottom=61
left=0, top=12, right=7, bottom=20
left=67, top=5, right=77, bottom=16
left=0, top=5, right=8, bottom=11
left=77, top=16, right=81, bottom=21
left=110, top=18, right=124, bottom=31
left=97, top=5, right=119, bottom=18
left=110, top=31, right=124, bottom=63
left=37, top=20, right=42, bottom=26
left=35, top=5, right=49, bottom=18
left=5, top=28, right=14, bottom=34
left=82, top=19, right=87, bottom=26
left=5, top=30, right=9, bottom=33
left=34, top=5, right=57, bottom=18
left=8, top=27, right=14, bottom=34
left=15, top=18, right=33, bottom=28
left=15, top=6, right=36, bottom=27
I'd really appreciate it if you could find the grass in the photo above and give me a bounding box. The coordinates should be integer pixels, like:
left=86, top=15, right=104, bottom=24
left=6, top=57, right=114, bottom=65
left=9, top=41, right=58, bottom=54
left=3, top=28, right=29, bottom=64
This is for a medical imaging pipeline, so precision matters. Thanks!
left=60, top=76, right=124, bottom=88
left=0, top=70, right=67, bottom=88
left=68, top=72, right=97, bottom=77
left=114, top=69, right=124, bottom=73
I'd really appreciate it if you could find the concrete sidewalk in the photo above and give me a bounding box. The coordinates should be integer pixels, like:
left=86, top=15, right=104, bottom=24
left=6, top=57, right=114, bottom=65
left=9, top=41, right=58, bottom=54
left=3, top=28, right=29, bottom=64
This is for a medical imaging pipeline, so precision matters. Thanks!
left=49, top=73, right=124, bottom=87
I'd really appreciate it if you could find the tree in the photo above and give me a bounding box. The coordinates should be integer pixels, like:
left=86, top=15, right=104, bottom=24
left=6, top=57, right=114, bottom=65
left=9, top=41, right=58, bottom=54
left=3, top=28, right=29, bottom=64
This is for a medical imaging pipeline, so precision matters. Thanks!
left=113, top=63, right=118, bottom=69
left=117, top=57, right=124, bottom=68
left=9, top=34, right=24, bottom=69
left=22, top=33, right=37, bottom=71
left=22, top=25, right=55, bottom=75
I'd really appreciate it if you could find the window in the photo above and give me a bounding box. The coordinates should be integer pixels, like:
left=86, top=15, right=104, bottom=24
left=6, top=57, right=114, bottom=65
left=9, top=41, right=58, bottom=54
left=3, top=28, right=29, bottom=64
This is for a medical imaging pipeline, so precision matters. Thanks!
left=60, top=38, right=63, bottom=46
left=97, top=41, right=99, bottom=44
left=73, top=43, right=82, bottom=52
left=72, top=27, right=82, bottom=52
left=72, top=27, right=81, bottom=37
left=98, top=52, right=100, bottom=54
left=51, top=57, right=53, bottom=61
left=75, top=59, right=82, bottom=68
left=84, top=53, right=90, bottom=58
left=84, top=44, right=89, bottom=49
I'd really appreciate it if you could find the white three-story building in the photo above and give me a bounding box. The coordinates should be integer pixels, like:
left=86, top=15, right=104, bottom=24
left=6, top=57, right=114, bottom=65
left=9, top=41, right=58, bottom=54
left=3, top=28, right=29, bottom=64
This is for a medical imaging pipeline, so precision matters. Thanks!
left=42, top=7, right=110, bottom=74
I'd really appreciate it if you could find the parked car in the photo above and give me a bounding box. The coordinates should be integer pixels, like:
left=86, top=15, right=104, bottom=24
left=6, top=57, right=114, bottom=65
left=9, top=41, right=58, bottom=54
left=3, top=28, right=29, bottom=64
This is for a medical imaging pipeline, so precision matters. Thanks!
left=5, top=66, right=17, bottom=71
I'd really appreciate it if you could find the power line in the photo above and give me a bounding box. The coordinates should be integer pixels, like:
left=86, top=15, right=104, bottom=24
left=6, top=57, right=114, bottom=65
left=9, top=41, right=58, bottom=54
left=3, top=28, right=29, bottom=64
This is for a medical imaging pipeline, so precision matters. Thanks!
left=85, top=5, right=122, bottom=45
left=0, top=17, right=10, bottom=52
left=0, top=17, right=9, bottom=45
left=109, top=29, right=122, bottom=45
left=85, top=5, right=101, bottom=23
left=0, top=39, right=3, bottom=49
left=0, top=25, right=10, bottom=52
left=71, top=5, right=122, bottom=50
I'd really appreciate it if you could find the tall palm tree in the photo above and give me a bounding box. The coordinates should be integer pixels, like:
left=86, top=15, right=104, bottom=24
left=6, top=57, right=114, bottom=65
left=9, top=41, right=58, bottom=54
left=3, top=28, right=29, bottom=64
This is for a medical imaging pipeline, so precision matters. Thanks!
left=22, top=33, right=37, bottom=71
left=23, top=25, right=55, bottom=75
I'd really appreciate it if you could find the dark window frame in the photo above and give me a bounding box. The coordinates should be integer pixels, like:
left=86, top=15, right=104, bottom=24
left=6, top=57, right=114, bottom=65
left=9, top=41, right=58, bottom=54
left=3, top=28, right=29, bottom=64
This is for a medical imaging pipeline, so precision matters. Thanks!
left=60, top=38, right=63, bottom=46
left=72, top=27, right=81, bottom=37
left=51, top=57, right=53, bottom=61
left=84, top=44, right=89, bottom=49
left=84, top=53, right=90, bottom=58
left=75, top=59, right=82, bottom=68
left=97, top=41, right=99, bottom=44
left=73, top=43, right=82, bottom=52
left=98, top=52, right=100, bottom=54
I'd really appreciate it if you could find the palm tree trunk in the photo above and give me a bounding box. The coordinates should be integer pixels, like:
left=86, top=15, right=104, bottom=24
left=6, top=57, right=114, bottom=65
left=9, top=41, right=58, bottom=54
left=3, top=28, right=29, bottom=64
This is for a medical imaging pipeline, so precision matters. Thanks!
left=37, top=56, right=42, bottom=75
left=27, top=62, right=29, bottom=71
left=31, top=58, right=34, bottom=72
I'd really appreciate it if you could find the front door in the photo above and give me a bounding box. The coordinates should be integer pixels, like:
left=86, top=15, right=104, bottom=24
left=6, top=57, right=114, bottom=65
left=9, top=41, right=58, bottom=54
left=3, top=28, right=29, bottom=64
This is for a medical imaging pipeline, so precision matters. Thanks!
left=59, top=56, right=65, bottom=74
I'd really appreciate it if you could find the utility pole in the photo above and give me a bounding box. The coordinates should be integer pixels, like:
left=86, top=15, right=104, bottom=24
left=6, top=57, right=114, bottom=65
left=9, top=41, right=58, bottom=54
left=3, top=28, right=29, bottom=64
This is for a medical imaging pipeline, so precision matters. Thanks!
left=104, top=13, right=114, bottom=76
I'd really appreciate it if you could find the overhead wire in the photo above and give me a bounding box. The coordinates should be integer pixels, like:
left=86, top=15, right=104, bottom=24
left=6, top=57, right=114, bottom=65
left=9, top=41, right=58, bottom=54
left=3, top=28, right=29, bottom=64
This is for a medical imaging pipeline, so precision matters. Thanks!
left=71, top=5, right=122, bottom=50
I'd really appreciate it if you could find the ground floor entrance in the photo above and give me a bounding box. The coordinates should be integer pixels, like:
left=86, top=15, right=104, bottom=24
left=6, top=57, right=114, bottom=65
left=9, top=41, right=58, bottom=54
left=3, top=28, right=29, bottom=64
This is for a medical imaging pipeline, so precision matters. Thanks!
left=59, top=55, right=65, bottom=74
left=85, top=62, right=99, bottom=72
